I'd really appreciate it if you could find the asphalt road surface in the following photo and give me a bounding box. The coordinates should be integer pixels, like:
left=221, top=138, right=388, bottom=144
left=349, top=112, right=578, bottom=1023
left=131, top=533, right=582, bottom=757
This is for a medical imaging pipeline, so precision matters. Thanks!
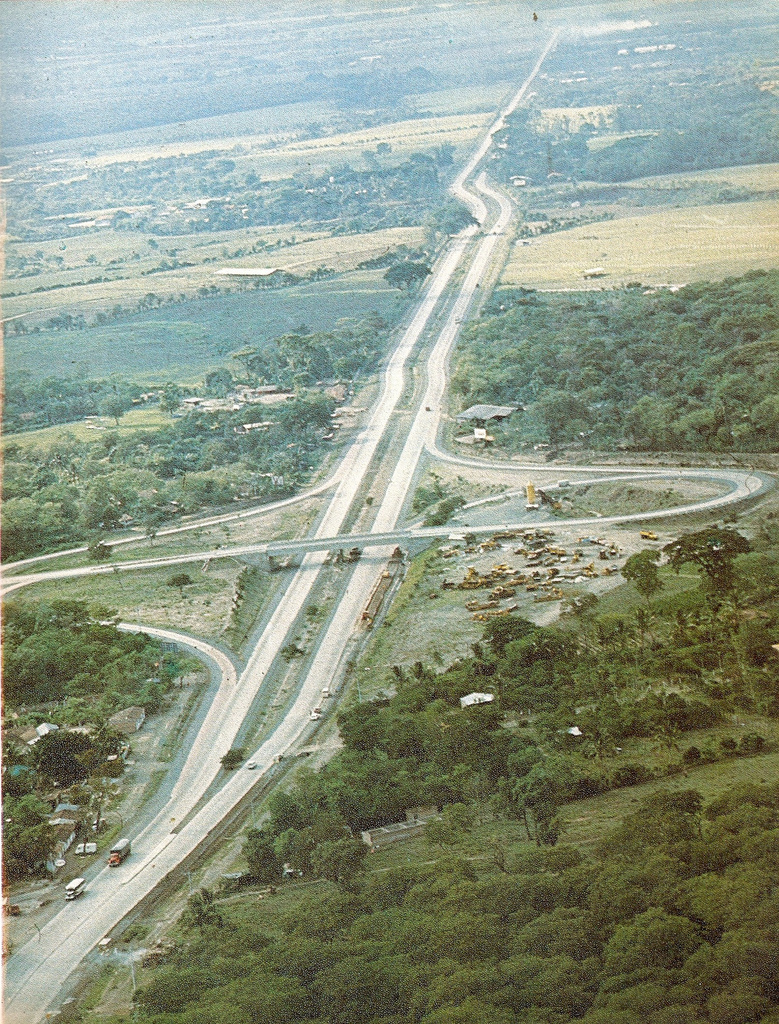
left=4, top=36, right=565, bottom=1022
left=3, top=27, right=770, bottom=1022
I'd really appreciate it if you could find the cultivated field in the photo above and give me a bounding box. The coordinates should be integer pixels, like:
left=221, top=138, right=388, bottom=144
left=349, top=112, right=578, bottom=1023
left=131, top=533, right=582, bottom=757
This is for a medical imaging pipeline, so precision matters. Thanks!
left=502, top=197, right=779, bottom=290
left=22, top=563, right=243, bottom=644
left=21, top=112, right=493, bottom=186
left=3, top=225, right=426, bottom=329
left=2, top=407, right=171, bottom=448
left=267, top=113, right=492, bottom=172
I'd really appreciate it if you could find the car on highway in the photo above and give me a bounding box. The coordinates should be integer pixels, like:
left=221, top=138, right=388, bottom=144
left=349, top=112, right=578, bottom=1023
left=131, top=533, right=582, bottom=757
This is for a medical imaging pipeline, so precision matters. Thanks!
left=246, top=761, right=257, bottom=770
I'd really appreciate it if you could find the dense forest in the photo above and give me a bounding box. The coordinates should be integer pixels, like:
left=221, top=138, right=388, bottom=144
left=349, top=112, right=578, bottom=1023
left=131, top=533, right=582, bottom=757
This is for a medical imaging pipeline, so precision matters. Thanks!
left=1, top=315, right=395, bottom=560
left=115, top=523, right=779, bottom=1024
left=2, top=599, right=183, bottom=711
left=453, top=270, right=779, bottom=452
left=125, top=782, right=779, bottom=1024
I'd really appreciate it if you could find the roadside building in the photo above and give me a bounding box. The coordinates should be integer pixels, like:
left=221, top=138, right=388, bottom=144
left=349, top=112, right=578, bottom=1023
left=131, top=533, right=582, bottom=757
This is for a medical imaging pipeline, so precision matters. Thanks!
left=361, top=806, right=441, bottom=849
left=361, top=819, right=428, bottom=849
left=20, top=722, right=60, bottom=746
left=456, top=405, right=517, bottom=443
left=53, top=802, right=81, bottom=818
left=459, top=692, right=495, bottom=708
left=405, top=805, right=440, bottom=823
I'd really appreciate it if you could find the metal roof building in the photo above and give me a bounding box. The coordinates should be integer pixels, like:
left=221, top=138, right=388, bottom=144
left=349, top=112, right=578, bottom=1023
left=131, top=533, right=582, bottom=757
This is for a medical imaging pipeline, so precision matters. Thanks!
left=456, top=404, right=517, bottom=422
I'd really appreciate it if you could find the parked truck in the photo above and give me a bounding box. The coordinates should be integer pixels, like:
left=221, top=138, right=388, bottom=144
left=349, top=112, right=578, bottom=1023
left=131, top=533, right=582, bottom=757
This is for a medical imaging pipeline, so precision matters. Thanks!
left=65, top=877, right=86, bottom=900
left=108, top=838, right=131, bottom=866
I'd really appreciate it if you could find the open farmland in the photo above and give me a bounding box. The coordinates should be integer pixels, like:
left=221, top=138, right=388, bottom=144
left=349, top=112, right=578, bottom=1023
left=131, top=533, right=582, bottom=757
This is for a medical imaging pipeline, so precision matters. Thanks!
left=4, top=269, right=406, bottom=381
left=582, top=161, right=779, bottom=202
left=260, top=112, right=493, bottom=175
left=10, top=100, right=339, bottom=168
left=502, top=196, right=779, bottom=290
left=17, top=112, right=493, bottom=185
left=1, top=407, right=172, bottom=448
left=22, top=563, right=244, bottom=644
left=3, top=225, right=425, bottom=330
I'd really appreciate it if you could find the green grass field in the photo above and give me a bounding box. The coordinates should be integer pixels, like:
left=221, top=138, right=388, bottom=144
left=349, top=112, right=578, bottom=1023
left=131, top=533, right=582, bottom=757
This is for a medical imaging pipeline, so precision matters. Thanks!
left=5, top=269, right=406, bottom=382
left=3, top=407, right=172, bottom=448
left=559, top=735, right=779, bottom=850
left=502, top=196, right=779, bottom=290
left=16, top=563, right=242, bottom=645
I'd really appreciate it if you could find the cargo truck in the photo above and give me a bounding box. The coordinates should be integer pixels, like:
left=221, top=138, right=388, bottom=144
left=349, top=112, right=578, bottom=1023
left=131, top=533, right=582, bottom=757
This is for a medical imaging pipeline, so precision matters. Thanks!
left=65, top=877, right=86, bottom=900
left=108, top=838, right=131, bottom=866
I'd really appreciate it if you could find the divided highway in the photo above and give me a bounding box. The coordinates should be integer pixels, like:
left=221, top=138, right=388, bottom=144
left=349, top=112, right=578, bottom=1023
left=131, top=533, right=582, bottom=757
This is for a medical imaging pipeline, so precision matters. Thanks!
left=3, top=35, right=562, bottom=1023
left=3, top=27, right=770, bottom=1022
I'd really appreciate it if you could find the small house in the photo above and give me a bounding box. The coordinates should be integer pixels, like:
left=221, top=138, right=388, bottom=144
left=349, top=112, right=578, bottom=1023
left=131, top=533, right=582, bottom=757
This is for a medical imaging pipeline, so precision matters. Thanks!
left=456, top=405, right=517, bottom=442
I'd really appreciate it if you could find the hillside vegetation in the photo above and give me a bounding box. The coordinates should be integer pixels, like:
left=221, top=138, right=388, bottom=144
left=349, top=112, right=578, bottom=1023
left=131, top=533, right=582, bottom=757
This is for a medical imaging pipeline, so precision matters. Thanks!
left=453, top=270, right=779, bottom=452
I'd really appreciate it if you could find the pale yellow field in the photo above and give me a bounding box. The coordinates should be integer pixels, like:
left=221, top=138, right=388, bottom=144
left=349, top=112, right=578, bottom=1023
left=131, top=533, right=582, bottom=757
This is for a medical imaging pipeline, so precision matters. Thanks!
left=254, top=225, right=427, bottom=275
left=54, top=111, right=491, bottom=183
left=239, top=112, right=492, bottom=180
left=3, top=225, right=426, bottom=321
left=502, top=198, right=779, bottom=290
left=537, top=105, right=617, bottom=131
left=606, top=161, right=779, bottom=196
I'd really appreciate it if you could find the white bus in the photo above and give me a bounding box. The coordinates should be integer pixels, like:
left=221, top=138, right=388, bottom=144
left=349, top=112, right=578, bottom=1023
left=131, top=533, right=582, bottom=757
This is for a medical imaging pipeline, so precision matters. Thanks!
left=65, top=877, right=86, bottom=900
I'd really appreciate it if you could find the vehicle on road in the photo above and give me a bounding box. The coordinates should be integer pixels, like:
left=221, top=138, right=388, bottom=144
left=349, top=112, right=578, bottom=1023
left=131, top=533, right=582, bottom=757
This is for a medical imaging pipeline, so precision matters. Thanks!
left=246, top=761, right=257, bottom=770
left=107, top=839, right=131, bottom=866
left=65, top=878, right=86, bottom=900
